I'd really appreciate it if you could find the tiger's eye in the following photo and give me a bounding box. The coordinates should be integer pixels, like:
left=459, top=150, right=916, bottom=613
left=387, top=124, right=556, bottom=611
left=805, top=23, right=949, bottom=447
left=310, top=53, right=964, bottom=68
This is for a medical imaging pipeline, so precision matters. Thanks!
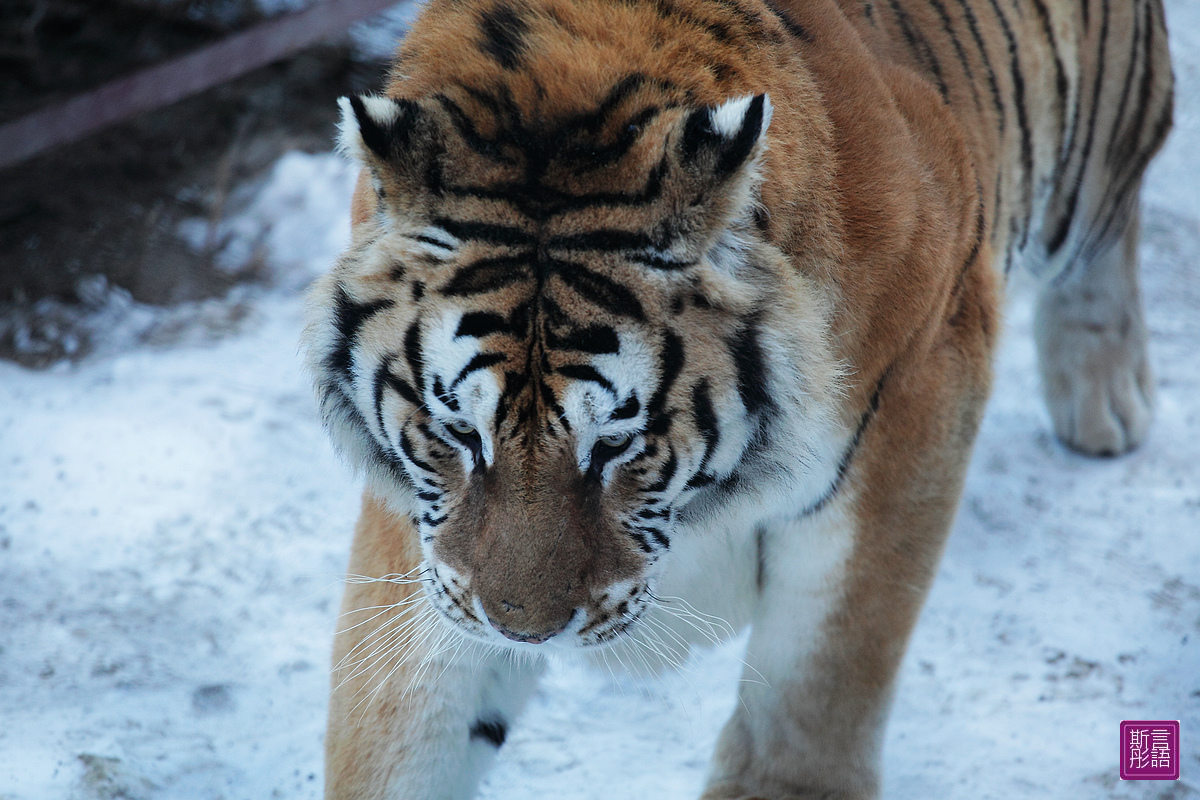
left=449, top=420, right=477, bottom=436
left=598, top=432, right=632, bottom=449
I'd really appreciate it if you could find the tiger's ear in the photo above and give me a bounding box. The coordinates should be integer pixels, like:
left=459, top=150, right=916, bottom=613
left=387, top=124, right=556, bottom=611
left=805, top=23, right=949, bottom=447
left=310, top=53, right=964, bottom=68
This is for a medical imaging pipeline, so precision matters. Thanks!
left=337, top=94, right=423, bottom=164
left=679, top=93, right=772, bottom=180
left=337, top=94, right=445, bottom=218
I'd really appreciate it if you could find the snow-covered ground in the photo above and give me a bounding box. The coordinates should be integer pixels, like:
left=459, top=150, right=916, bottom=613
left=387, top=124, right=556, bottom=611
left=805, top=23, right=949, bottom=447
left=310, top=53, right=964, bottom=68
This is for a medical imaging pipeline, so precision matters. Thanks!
left=2, top=3, right=1199, bottom=797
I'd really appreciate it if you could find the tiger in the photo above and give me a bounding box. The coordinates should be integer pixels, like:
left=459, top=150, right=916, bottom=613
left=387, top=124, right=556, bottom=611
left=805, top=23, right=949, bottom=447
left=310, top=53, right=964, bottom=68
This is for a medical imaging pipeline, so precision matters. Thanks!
left=301, top=0, right=1173, bottom=795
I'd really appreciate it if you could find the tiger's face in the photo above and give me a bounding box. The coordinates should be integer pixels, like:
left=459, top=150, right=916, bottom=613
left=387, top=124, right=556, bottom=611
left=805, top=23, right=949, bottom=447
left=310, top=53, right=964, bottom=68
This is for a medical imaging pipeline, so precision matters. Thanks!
left=306, top=81, right=842, bottom=649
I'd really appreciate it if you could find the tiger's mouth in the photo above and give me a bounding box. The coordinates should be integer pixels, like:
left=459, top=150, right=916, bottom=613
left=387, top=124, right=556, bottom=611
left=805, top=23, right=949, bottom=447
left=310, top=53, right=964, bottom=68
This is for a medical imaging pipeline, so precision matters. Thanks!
left=424, top=563, right=654, bottom=650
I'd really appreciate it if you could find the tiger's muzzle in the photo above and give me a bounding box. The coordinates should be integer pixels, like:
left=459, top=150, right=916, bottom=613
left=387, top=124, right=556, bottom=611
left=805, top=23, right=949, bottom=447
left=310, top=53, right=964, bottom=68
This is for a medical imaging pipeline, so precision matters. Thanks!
left=433, top=447, right=649, bottom=646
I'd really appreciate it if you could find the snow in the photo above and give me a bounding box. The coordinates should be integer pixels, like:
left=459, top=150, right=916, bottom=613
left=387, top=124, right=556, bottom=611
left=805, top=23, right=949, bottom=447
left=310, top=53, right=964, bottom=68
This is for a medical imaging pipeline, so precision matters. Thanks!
left=177, top=152, right=360, bottom=291
left=2, top=4, right=1199, bottom=797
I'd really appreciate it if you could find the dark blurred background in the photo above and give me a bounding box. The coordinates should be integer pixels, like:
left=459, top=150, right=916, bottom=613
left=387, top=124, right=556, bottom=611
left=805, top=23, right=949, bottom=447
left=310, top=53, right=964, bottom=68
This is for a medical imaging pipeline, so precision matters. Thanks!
left=0, top=0, right=413, bottom=366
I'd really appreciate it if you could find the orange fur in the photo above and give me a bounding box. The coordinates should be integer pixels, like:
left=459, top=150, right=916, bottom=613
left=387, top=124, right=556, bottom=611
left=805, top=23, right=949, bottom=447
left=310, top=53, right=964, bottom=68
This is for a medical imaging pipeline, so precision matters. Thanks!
left=309, top=0, right=1172, bottom=796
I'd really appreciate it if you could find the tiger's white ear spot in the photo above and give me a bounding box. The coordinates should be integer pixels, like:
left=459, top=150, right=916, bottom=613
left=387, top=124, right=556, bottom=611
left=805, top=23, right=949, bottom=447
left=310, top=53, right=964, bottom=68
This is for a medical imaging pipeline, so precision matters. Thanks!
left=681, top=93, right=772, bottom=177
left=359, top=95, right=406, bottom=127
left=336, top=94, right=413, bottom=162
left=711, top=93, right=773, bottom=140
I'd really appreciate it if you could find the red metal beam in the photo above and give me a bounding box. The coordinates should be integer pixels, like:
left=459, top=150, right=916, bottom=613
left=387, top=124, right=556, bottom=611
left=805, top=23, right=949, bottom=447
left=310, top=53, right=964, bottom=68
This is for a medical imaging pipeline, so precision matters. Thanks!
left=0, top=0, right=406, bottom=170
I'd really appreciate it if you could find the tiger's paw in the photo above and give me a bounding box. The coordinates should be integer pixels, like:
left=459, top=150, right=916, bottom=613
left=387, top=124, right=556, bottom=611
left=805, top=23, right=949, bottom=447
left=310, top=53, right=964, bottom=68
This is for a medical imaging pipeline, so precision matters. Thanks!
left=1034, top=297, right=1153, bottom=457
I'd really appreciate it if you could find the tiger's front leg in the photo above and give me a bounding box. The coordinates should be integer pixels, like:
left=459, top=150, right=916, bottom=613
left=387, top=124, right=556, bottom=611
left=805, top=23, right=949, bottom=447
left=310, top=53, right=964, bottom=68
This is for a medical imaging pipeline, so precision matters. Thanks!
left=325, top=491, right=542, bottom=800
left=701, top=505, right=879, bottom=800
left=702, top=320, right=993, bottom=800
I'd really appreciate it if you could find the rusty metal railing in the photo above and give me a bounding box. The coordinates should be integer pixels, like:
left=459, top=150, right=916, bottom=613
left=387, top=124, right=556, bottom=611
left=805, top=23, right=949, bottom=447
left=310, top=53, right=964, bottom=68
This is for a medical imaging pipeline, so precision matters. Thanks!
left=0, top=0, right=406, bottom=171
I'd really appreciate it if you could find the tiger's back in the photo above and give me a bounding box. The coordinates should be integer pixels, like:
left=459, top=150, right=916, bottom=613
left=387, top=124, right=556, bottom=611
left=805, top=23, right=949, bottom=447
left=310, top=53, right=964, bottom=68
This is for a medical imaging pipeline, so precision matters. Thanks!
left=838, top=0, right=1173, bottom=278
left=305, top=0, right=1172, bottom=797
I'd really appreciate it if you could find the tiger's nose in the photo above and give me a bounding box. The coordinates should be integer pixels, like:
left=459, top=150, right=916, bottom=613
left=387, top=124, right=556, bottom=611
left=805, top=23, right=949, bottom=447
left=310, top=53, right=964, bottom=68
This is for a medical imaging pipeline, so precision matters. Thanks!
left=489, top=620, right=565, bottom=644
left=483, top=600, right=571, bottom=644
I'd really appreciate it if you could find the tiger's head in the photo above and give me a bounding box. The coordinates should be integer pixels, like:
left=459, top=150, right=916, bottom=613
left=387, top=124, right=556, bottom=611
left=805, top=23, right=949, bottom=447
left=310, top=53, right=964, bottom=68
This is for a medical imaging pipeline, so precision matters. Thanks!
left=305, top=74, right=842, bottom=649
